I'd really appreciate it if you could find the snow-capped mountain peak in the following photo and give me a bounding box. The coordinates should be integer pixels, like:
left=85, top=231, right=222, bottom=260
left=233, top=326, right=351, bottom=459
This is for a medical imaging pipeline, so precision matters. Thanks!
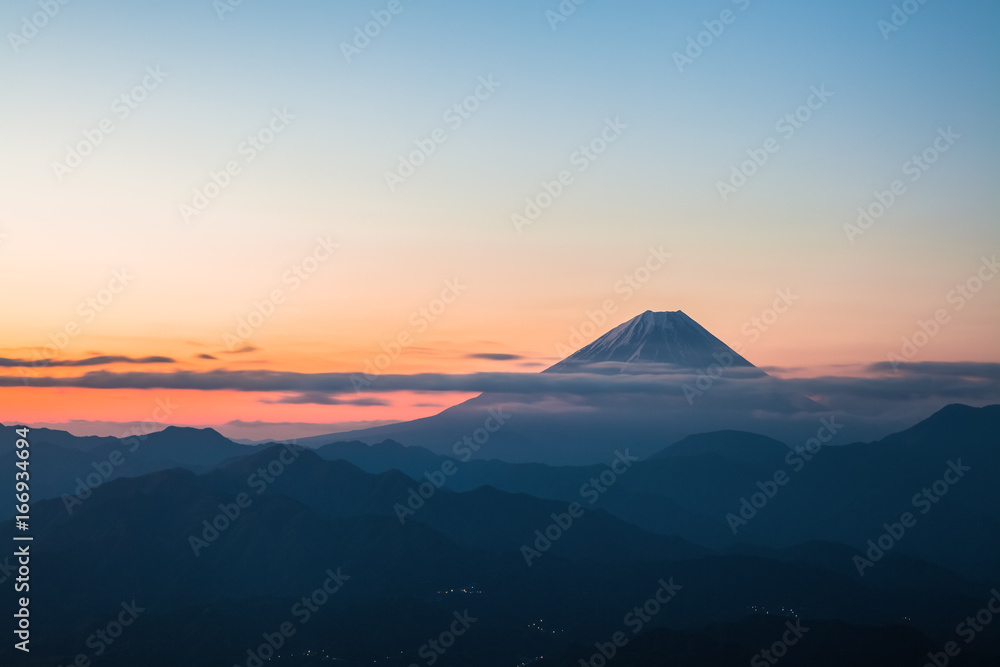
left=546, top=310, right=755, bottom=373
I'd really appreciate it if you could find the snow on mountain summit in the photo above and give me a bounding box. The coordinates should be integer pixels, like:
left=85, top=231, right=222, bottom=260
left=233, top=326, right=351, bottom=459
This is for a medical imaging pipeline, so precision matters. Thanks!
left=546, top=310, right=756, bottom=373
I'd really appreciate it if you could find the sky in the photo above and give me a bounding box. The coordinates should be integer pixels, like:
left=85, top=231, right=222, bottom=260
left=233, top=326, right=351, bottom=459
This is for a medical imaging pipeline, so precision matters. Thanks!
left=1, top=0, right=998, bottom=438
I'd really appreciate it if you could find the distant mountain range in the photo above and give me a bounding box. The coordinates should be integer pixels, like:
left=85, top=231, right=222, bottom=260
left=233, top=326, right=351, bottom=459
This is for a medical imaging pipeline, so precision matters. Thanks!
left=4, top=401, right=998, bottom=579
left=289, top=311, right=853, bottom=463
left=3, top=311, right=997, bottom=665
left=2, top=403, right=999, bottom=666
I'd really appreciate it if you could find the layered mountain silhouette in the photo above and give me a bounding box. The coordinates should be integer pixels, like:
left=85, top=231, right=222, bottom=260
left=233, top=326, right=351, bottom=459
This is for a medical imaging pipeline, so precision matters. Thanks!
left=6, top=404, right=999, bottom=577
left=296, top=310, right=833, bottom=463
left=0, top=424, right=257, bottom=506
left=3, top=404, right=999, bottom=666
left=4, top=311, right=998, bottom=665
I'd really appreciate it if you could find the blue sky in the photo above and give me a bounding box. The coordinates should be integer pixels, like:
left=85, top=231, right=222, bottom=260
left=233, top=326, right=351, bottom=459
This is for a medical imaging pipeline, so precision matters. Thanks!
left=1, top=0, right=998, bottom=435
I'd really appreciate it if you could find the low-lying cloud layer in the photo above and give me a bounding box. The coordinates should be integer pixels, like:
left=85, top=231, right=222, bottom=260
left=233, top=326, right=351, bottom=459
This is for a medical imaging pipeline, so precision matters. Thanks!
left=4, top=362, right=999, bottom=411
left=0, top=355, right=175, bottom=367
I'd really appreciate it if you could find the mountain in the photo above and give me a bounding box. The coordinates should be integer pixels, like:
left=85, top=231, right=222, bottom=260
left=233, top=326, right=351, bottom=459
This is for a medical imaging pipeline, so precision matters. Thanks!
left=302, top=404, right=1000, bottom=578
left=546, top=310, right=757, bottom=373
left=648, top=430, right=791, bottom=465
left=314, top=438, right=444, bottom=474
left=136, top=425, right=254, bottom=464
left=0, top=422, right=119, bottom=452
left=0, top=425, right=256, bottom=519
left=874, top=402, right=1000, bottom=448
left=216, top=445, right=707, bottom=563
left=9, top=402, right=998, bottom=579
left=4, top=441, right=994, bottom=667
left=295, top=310, right=845, bottom=464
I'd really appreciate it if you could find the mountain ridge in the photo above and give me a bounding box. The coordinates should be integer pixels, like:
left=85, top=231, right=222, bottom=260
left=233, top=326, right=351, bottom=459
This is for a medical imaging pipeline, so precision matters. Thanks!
left=546, top=310, right=758, bottom=373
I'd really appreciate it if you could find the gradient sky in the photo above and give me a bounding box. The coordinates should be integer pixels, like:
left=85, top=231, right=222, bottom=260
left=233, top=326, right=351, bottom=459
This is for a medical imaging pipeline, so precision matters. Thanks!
left=1, top=0, right=998, bottom=438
